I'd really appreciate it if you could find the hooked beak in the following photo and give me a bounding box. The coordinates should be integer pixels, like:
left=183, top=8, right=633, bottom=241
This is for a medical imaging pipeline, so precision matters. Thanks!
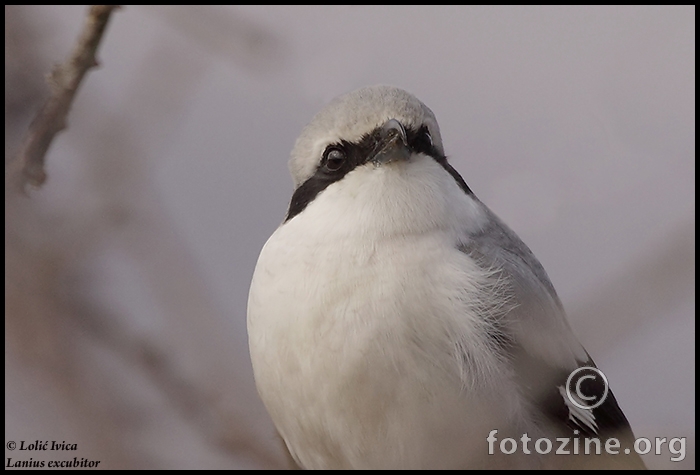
left=370, top=119, right=411, bottom=165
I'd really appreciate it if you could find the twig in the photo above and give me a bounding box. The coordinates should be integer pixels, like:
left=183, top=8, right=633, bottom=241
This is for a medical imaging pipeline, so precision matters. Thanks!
left=7, top=5, right=120, bottom=192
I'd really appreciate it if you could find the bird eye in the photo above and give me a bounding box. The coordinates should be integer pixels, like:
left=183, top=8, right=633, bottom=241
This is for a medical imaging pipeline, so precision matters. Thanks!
left=323, top=147, right=347, bottom=172
left=423, top=129, right=433, bottom=147
left=411, top=126, right=434, bottom=155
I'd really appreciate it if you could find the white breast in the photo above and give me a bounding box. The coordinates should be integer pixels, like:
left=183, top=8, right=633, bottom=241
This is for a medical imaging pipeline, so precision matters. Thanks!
left=247, top=158, right=535, bottom=468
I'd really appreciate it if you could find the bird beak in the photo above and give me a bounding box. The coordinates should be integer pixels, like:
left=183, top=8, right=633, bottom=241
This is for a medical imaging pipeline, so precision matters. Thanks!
left=370, top=119, right=411, bottom=165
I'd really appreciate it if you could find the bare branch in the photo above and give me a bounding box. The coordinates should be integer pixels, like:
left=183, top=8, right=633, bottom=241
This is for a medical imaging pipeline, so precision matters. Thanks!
left=7, top=5, right=120, bottom=191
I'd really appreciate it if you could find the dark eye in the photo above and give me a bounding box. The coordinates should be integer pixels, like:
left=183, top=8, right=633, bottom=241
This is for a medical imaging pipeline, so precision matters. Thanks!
left=411, top=126, right=434, bottom=155
left=423, top=129, right=433, bottom=147
left=323, top=146, right=347, bottom=172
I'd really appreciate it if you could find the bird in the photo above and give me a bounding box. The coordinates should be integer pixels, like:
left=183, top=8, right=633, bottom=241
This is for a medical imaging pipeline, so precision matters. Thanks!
left=247, top=85, right=645, bottom=469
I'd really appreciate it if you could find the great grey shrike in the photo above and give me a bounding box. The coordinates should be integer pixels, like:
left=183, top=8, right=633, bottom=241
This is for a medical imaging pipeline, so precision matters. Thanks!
left=247, top=85, right=644, bottom=469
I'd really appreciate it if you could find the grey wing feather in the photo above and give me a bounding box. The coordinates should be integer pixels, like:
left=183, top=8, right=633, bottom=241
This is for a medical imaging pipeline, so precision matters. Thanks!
left=459, top=202, right=645, bottom=468
left=459, top=202, right=586, bottom=368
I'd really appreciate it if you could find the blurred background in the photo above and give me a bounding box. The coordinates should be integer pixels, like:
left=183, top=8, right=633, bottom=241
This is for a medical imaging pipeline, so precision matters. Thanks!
left=5, top=5, right=694, bottom=469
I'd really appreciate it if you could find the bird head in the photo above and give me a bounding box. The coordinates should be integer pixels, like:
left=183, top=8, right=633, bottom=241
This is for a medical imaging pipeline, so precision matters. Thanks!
left=284, top=85, right=480, bottom=239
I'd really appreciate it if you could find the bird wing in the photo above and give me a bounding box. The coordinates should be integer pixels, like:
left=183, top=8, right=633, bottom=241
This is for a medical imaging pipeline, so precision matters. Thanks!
left=459, top=203, right=645, bottom=468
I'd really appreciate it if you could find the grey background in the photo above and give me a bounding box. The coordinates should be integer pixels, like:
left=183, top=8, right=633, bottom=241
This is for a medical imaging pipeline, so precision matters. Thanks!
left=5, top=5, right=694, bottom=469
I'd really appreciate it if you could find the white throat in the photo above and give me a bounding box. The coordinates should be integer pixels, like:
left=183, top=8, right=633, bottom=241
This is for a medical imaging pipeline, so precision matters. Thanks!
left=285, top=154, right=486, bottom=244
